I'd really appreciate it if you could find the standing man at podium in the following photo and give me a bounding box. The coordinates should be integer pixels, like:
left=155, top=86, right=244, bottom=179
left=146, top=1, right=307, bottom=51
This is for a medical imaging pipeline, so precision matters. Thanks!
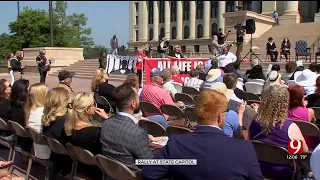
left=110, top=35, right=119, bottom=55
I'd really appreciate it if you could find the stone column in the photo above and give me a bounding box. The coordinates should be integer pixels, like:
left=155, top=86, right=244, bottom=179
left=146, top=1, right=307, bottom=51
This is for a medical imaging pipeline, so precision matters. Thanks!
left=189, top=1, right=196, bottom=39
left=283, top=1, right=299, bottom=15
left=203, top=1, right=210, bottom=38
left=176, top=1, right=183, bottom=40
left=153, top=1, right=159, bottom=41
left=138, top=1, right=148, bottom=41
left=261, top=1, right=276, bottom=16
left=218, top=1, right=226, bottom=30
left=281, top=1, right=300, bottom=25
left=164, top=1, right=171, bottom=40
left=234, top=1, right=239, bottom=11
left=129, top=1, right=134, bottom=42
left=252, top=1, right=260, bottom=13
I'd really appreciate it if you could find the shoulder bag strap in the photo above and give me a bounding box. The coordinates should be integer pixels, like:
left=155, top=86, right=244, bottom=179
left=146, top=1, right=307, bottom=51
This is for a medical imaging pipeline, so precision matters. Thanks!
left=251, top=130, right=265, bottom=140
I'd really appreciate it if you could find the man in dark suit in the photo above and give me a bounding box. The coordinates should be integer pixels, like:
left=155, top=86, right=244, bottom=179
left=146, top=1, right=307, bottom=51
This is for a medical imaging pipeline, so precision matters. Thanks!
left=100, top=84, right=153, bottom=171
left=142, top=89, right=264, bottom=180
left=266, top=37, right=278, bottom=62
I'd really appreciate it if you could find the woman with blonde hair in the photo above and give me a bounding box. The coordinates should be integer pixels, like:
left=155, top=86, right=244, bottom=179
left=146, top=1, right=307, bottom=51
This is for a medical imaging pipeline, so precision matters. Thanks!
left=41, top=87, right=71, bottom=176
left=249, top=85, right=308, bottom=179
left=65, top=92, right=108, bottom=155
left=25, top=83, right=48, bottom=131
left=42, top=87, right=70, bottom=143
left=91, top=68, right=116, bottom=112
left=24, top=83, right=50, bottom=159
left=6, top=52, right=14, bottom=85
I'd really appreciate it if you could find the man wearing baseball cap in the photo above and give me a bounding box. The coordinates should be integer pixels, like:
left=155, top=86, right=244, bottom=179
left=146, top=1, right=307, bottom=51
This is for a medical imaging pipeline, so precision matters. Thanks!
left=141, top=68, right=184, bottom=121
left=57, top=70, right=75, bottom=94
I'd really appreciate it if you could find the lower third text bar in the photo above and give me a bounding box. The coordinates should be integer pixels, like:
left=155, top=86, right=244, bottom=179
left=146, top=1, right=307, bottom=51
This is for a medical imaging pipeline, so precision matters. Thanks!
left=135, top=159, right=197, bottom=165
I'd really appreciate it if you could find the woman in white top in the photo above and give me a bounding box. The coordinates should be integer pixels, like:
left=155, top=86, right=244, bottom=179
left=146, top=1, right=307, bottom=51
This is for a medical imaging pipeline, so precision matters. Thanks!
left=25, top=83, right=50, bottom=159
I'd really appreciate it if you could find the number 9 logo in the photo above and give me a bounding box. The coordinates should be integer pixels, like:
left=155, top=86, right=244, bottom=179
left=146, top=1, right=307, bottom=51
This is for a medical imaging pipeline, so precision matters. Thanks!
left=288, top=140, right=302, bottom=154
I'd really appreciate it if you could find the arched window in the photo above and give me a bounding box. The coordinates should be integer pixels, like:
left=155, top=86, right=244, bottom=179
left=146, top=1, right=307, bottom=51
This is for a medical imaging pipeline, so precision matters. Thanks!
left=160, top=27, right=165, bottom=39
left=211, top=23, right=218, bottom=36
left=149, top=28, right=154, bottom=41
left=197, top=24, right=203, bottom=38
left=135, top=30, right=139, bottom=41
left=183, top=25, right=190, bottom=39
left=171, top=26, right=177, bottom=39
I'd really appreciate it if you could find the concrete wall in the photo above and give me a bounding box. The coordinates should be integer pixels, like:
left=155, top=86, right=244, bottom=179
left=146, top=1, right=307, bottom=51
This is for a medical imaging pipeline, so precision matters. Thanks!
left=23, top=47, right=84, bottom=73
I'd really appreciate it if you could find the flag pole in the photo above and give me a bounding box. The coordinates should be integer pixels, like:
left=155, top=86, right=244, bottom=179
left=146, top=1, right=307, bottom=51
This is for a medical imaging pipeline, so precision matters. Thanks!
left=17, top=1, right=21, bottom=51
left=49, top=1, right=54, bottom=47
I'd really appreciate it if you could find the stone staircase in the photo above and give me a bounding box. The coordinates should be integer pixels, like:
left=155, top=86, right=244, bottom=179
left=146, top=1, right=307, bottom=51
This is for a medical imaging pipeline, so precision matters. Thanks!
left=50, top=59, right=311, bottom=83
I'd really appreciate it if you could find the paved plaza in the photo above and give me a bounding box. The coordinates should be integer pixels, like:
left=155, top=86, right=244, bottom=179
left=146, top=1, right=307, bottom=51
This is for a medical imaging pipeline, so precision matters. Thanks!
left=0, top=72, right=124, bottom=91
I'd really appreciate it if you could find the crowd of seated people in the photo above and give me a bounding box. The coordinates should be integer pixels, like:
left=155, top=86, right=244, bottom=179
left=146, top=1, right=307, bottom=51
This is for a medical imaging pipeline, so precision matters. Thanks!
left=2, top=48, right=320, bottom=180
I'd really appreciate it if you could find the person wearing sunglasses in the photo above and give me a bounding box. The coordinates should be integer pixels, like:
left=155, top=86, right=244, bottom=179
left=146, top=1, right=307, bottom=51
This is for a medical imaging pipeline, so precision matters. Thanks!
left=65, top=92, right=109, bottom=156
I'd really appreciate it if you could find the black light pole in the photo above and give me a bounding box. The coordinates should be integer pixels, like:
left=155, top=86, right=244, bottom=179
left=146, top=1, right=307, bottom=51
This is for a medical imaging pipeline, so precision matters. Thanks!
left=17, top=1, right=21, bottom=51
left=49, top=1, right=54, bottom=47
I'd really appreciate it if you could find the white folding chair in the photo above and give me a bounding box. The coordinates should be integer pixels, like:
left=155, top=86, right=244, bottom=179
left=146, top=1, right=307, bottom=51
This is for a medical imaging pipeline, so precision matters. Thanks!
left=236, top=81, right=244, bottom=91
left=247, top=79, right=265, bottom=84
left=287, top=80, right=296, bottom=87
left=245, top=82, right=264, bottom=95
left=171, top=82, right=183, bottom=93
left=237, top=78, right=244, bottom=83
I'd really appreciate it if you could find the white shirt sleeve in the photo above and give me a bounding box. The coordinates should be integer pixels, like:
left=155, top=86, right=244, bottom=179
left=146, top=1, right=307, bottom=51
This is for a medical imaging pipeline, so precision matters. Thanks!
left=137, top=57, right=143, bottom=62
left=160, top=42, right=165, bottom=48
left=231, top=53, right=237, bottom=62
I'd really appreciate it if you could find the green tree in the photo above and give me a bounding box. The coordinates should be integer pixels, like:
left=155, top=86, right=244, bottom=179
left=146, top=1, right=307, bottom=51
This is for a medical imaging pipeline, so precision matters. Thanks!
left=8, top=7, right=52, bottom=48
left=118, top=45, right=129, bottom=56
left=83, top=45, right=108, bottom=59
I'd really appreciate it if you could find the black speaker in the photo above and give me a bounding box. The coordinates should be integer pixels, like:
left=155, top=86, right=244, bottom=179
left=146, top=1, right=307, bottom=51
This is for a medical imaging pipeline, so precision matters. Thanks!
left=245, top=19, right=256, bottom=34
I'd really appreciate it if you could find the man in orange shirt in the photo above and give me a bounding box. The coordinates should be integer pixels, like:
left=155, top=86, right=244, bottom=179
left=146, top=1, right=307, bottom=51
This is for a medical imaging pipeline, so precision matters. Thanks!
left=135, top=48, right=147, bottom=87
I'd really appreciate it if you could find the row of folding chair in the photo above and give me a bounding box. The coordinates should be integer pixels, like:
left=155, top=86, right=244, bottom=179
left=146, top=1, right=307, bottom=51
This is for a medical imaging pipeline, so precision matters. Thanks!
left=140, top=101, right=198, bottom=126
left=0, top=118, right=139, bottom=180
left=138, top=119, right=193, bottom=137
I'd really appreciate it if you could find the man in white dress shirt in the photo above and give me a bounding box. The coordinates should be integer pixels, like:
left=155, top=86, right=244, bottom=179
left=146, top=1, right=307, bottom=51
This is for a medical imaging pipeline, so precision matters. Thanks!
left=218, top=47, right=237, bottom=70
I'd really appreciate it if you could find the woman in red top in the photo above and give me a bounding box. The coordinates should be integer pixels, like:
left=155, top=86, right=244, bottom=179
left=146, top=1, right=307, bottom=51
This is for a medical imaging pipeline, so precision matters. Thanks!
left=135, top=48, right=147, bottom=87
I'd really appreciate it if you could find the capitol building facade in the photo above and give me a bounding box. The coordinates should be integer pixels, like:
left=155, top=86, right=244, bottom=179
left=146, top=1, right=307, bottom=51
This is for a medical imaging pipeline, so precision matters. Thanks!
left=127, top=1, right=320, bottom=54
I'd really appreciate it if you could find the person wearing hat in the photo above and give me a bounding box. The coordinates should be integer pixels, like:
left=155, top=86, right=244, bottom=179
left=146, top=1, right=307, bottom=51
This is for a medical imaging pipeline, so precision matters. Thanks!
left=266, top=37, right=278, bottom=62
left=141, top=68, right=184, bottom=120
left=262, top=70, right=282, bottom=93
left=294, top=69, right=317, bottom=96
left=200, top=69, right=223, bottom=90
left=209, top=82, right=247, bottom=138
left=57, top=70, right=75, bottom=95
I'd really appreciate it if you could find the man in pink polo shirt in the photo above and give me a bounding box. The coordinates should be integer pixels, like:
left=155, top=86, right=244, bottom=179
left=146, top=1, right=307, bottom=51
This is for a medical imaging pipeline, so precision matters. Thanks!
left=141, top=68, right=184, bottom=120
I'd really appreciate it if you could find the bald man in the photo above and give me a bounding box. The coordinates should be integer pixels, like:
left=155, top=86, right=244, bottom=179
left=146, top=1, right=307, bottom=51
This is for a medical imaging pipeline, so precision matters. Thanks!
left=211, top=35, right=226, bottom=56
